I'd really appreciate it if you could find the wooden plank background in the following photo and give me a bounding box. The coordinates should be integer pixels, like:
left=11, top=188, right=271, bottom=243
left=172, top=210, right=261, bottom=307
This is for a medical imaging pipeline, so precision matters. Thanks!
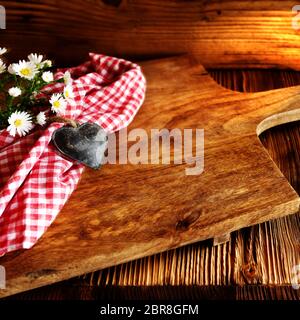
left=7, top=68, right=300, bottom=300
left=1, top=0, right=300, bottom=69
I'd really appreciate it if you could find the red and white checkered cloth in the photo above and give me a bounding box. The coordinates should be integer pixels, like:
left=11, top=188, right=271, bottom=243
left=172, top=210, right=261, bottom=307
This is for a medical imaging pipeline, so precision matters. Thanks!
left=0, top=53, right=146, bottom=256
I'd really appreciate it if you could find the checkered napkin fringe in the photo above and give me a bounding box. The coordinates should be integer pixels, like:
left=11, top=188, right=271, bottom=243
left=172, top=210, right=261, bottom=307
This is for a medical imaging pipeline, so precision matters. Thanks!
left=0, top=53, right=146, bottom=256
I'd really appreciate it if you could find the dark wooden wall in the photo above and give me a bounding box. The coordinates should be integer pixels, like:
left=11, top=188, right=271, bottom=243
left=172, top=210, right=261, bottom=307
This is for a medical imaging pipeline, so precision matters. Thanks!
left=1, top=0, right=300, bottom=69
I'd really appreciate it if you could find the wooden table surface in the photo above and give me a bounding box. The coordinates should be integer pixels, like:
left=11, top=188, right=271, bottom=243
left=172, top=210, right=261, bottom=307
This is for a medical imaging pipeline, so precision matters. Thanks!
left=7, top=68, right=300, bottom=301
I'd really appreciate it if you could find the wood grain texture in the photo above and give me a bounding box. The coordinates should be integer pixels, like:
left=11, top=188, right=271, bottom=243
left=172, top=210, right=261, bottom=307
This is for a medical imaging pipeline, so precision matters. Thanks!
left=1, top=0, right=300, bottom=69
left=1, top=56, right=300, bottom=298
left=4, top=68, right=300, bottom=301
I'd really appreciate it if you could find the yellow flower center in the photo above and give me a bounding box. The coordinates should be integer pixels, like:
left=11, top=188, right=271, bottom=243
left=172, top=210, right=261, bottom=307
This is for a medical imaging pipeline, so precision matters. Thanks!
left=65, top=90, right=69, bottom=98
left=20, top=68, right=31, bottom=76
left=53, top=100, right=60, bottom=108
left=14, top=119, right=23, bottom=127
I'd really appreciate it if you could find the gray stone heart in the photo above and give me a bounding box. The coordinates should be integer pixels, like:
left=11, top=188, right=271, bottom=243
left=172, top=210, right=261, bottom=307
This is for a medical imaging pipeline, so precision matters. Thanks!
left=52, top=122, right=108, bottom=169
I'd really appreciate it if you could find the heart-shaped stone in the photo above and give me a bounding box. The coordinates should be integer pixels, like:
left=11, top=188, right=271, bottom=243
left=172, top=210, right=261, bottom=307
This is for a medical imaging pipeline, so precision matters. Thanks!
left=52, top=122, right=108, bottom=169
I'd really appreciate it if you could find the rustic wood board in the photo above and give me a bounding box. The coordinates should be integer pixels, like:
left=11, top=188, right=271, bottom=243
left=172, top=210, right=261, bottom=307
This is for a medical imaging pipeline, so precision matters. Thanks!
left=7, top=69, right=300, bottom=301
left=2, top=0, right=300, bottom=69
left=1, top=56, right=300, bottom=298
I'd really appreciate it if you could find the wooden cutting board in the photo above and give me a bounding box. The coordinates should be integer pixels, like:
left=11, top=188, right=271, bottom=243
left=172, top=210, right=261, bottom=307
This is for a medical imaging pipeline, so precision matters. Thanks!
left=1, top=55, right=300, bottom=298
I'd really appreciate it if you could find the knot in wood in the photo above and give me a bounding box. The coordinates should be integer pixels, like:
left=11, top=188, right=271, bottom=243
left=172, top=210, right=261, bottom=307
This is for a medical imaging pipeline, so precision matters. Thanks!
left=241, top=262, right=260, bottom=284
left=176, top=210, right=201, bottom=231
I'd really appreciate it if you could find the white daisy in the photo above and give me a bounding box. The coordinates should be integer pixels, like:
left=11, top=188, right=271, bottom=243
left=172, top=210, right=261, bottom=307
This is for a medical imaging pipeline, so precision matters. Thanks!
left=42, top=71, right=54, bottom=83
left=13, top=60, right=37, bottom=80
left=7, top=111, right=34, bottom=137
left=50, top=93, right=67, bottom=115
left=36, top=112, right=47, bottom=126
left=0, top=47, right=7, bottom=55
left=7, top=64, right=16, bottom=74
left=0, top=59, right=6, bottom=74
left=63, top=71, right=72, bottom=85
left=8, top=87, right=22, bottom=97
left=43, top=60, right=52, bottom=68
left=63, top=84, right=74, bottom=100
left=28, top=53, right=43, bottom=68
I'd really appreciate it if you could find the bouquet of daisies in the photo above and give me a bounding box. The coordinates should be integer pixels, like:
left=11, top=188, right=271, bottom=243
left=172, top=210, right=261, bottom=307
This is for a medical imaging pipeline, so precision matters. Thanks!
left=0, top=47, right=73, bottom=137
